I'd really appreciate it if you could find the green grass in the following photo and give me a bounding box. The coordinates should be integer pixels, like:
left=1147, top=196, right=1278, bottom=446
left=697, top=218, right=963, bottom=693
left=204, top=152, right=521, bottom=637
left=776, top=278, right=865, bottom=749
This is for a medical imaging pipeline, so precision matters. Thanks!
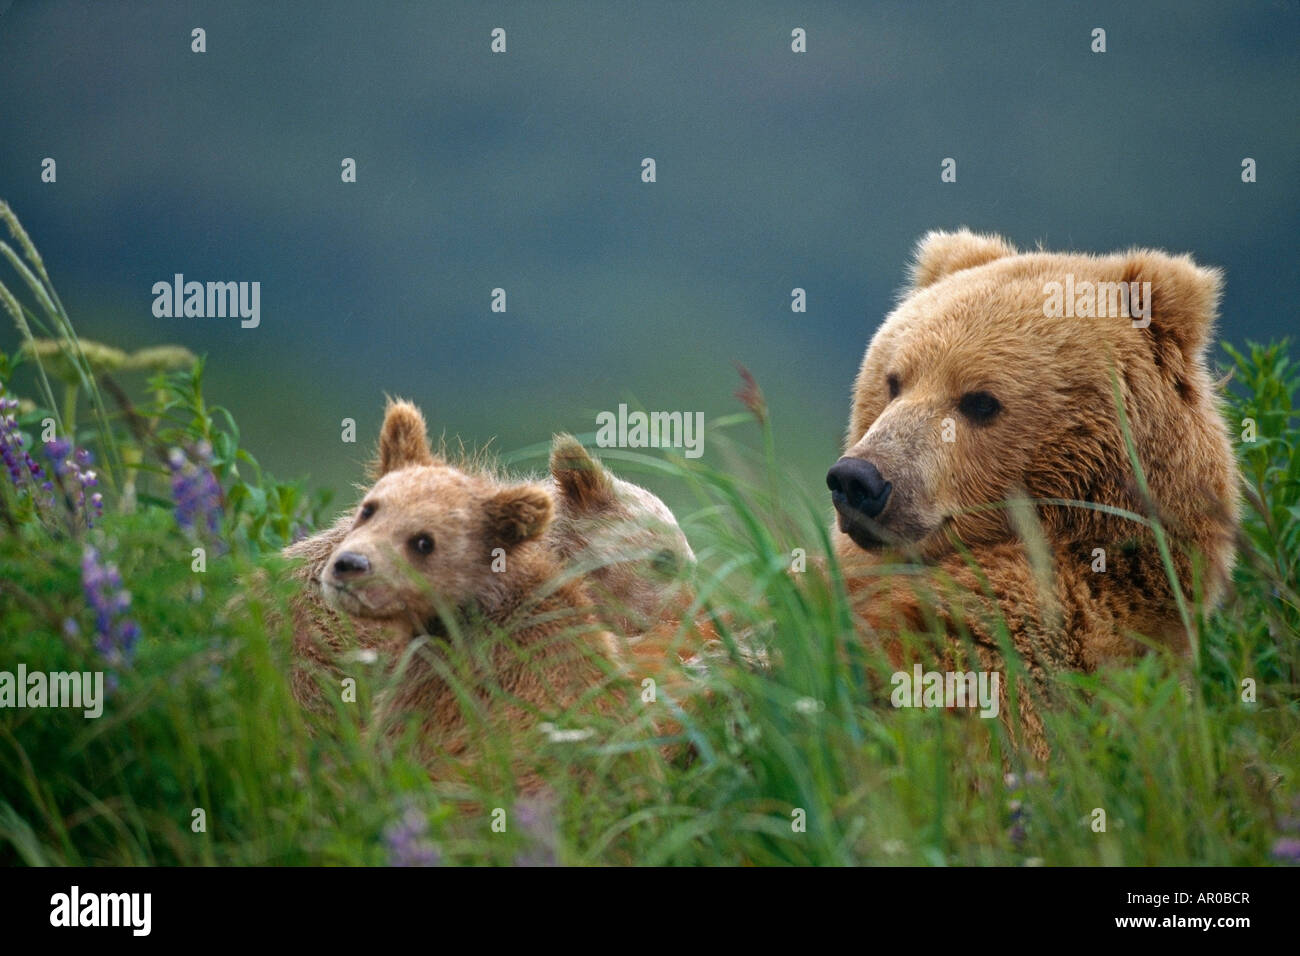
left=0, top=206, right=1296, bottom=866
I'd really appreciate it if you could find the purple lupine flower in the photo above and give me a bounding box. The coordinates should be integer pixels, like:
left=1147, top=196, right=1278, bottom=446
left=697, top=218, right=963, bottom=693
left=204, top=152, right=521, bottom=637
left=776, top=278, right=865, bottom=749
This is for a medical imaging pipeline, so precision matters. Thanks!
left=1008, top=801, right=1027, bottom=846
left=81, top=546, right=139, bottom=669
left=1270, top=796, right=1300, bottom=863
left=2, top=392, right=102, bottom=530
left=166, top=442, right=222, bottom=536
left=1271, top=838, right=1300, bottom=865
left=1004, top=771, right=1044, bottom=848
left=0, top=397, right=24, bottom=484
left=45, top=436, right=71, bottom=474
left=43, top=438, right=102, bottom=528
left=0, top=395, right=43, bottom=497
left=513, top=794, right=559, bottom=867
left=383, top=805, right=441, bottom=867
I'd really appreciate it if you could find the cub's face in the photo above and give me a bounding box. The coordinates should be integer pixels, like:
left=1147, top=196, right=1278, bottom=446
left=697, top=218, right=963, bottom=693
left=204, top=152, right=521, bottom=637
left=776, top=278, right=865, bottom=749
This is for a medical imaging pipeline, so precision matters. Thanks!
left=324, top=466, right=478, bottom=620
left=322, top=401, right=552, bottom=625
left=830, top=229, right=1227, bottom=559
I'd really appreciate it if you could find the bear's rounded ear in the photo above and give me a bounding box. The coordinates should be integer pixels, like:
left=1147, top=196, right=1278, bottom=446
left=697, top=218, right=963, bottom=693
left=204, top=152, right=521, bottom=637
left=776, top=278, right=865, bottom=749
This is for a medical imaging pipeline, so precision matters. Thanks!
left=1120, top=249, right=1223, bottom=363
left=375, top=397, right=436, bottom=476
left=549, top=434, right=614, bottom=512
left=908, top=228, right=1016, bottom=291
left=484, top=483, right=554, bottom=549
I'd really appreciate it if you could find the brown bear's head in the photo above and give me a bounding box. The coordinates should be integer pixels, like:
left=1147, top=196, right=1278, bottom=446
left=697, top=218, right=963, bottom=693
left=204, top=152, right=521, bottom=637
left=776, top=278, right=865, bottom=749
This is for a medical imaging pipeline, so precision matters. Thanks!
left=829, top=229, right=1238, bottom=592
left=546, top=434, right=696, bottom=634
left=323, top=399, right=553, bottom=628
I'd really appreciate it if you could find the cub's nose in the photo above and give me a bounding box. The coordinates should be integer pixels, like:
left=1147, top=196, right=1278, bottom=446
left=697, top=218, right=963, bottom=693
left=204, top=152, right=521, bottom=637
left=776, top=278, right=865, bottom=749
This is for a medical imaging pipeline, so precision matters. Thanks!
left=826, top=457, right=892, bottom=519
left=332, top=551, right=371, bottom=578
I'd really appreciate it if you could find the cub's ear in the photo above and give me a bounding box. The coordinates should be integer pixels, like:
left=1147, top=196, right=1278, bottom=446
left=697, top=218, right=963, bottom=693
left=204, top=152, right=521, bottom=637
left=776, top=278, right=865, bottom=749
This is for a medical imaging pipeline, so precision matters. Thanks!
left=374, top=397, right=435, bottom=476
left=1120, top=249, right=1223, bottom=364
left=549, top=434, right=614, bottom=512
left=908, top=228, right=1016, bottom=291
left=484, top=484, right=554, bottom=549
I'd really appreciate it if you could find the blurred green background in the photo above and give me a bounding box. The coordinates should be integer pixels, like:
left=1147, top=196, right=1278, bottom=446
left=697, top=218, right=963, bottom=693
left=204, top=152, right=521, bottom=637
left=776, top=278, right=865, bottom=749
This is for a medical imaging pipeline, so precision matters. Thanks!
left=1, top=0, right=1296, bottom=509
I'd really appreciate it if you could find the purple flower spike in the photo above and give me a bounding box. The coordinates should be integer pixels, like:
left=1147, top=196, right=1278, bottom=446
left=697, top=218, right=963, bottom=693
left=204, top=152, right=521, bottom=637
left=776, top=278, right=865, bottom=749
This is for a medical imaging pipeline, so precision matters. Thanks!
left=1271, top=838, right=1300, bottom=865
left=512, top=794, right=560, bottom=867
left=81, top=546, right=140, bottom=670
left=0, top=393, right=43, bottom=496
left=166, top=443, right=223, bottom=537
left=383, top=805, right=441, bottom=867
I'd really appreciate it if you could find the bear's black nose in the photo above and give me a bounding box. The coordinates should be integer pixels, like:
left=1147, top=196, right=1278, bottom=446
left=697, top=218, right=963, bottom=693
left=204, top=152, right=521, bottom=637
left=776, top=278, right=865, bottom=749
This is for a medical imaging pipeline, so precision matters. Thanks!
left=332, top=551, right=371, bottom=577
left=826, top=457, right=892, bottom=519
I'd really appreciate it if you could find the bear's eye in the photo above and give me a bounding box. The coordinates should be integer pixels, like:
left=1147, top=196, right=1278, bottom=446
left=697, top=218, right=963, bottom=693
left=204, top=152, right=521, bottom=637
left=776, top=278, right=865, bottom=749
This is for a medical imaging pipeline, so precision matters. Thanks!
left=651, top=548, right=679, bottom=576
left=409, top=533, right=435, bottom=556
left=359, top=502, right=377, bottom=521
left=887, top=374, right=901, bottom=400
left=958, top=391, right=1002, bottom=424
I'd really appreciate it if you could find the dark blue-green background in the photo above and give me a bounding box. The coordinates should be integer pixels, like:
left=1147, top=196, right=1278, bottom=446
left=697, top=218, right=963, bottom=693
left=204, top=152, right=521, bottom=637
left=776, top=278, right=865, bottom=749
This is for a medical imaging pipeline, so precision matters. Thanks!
left=1, top=1, right=1296, bottom=502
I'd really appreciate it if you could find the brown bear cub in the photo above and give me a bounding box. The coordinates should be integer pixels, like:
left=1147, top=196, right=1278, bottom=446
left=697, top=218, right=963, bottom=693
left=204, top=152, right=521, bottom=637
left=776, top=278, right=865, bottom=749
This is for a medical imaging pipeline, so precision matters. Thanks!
left=282, top=421, right=698, bottom=713
left=545, top=434, right=702, bottom=666
left=319, top=400, right=624, bottom=782
left=827, top=229, right=1240, bottom=756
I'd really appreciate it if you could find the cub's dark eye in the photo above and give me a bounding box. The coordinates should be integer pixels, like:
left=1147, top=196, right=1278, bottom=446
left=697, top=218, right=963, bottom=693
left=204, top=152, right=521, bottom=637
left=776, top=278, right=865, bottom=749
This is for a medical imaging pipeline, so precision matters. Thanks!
left=409, top=532, right=435, bottom=556
left=651, top=549, right=679, bottom=575
left=887, top=374, right=901, bottom=400
left=359, top=502, right=376, bottom=521
left=958, top=391, right=1002, bottom=424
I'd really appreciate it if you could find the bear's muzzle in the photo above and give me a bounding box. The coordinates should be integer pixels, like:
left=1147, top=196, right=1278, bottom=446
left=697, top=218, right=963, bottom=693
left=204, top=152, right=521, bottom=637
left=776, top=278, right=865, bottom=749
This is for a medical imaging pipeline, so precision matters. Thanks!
left=827, top=456, right=892, bottom=549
